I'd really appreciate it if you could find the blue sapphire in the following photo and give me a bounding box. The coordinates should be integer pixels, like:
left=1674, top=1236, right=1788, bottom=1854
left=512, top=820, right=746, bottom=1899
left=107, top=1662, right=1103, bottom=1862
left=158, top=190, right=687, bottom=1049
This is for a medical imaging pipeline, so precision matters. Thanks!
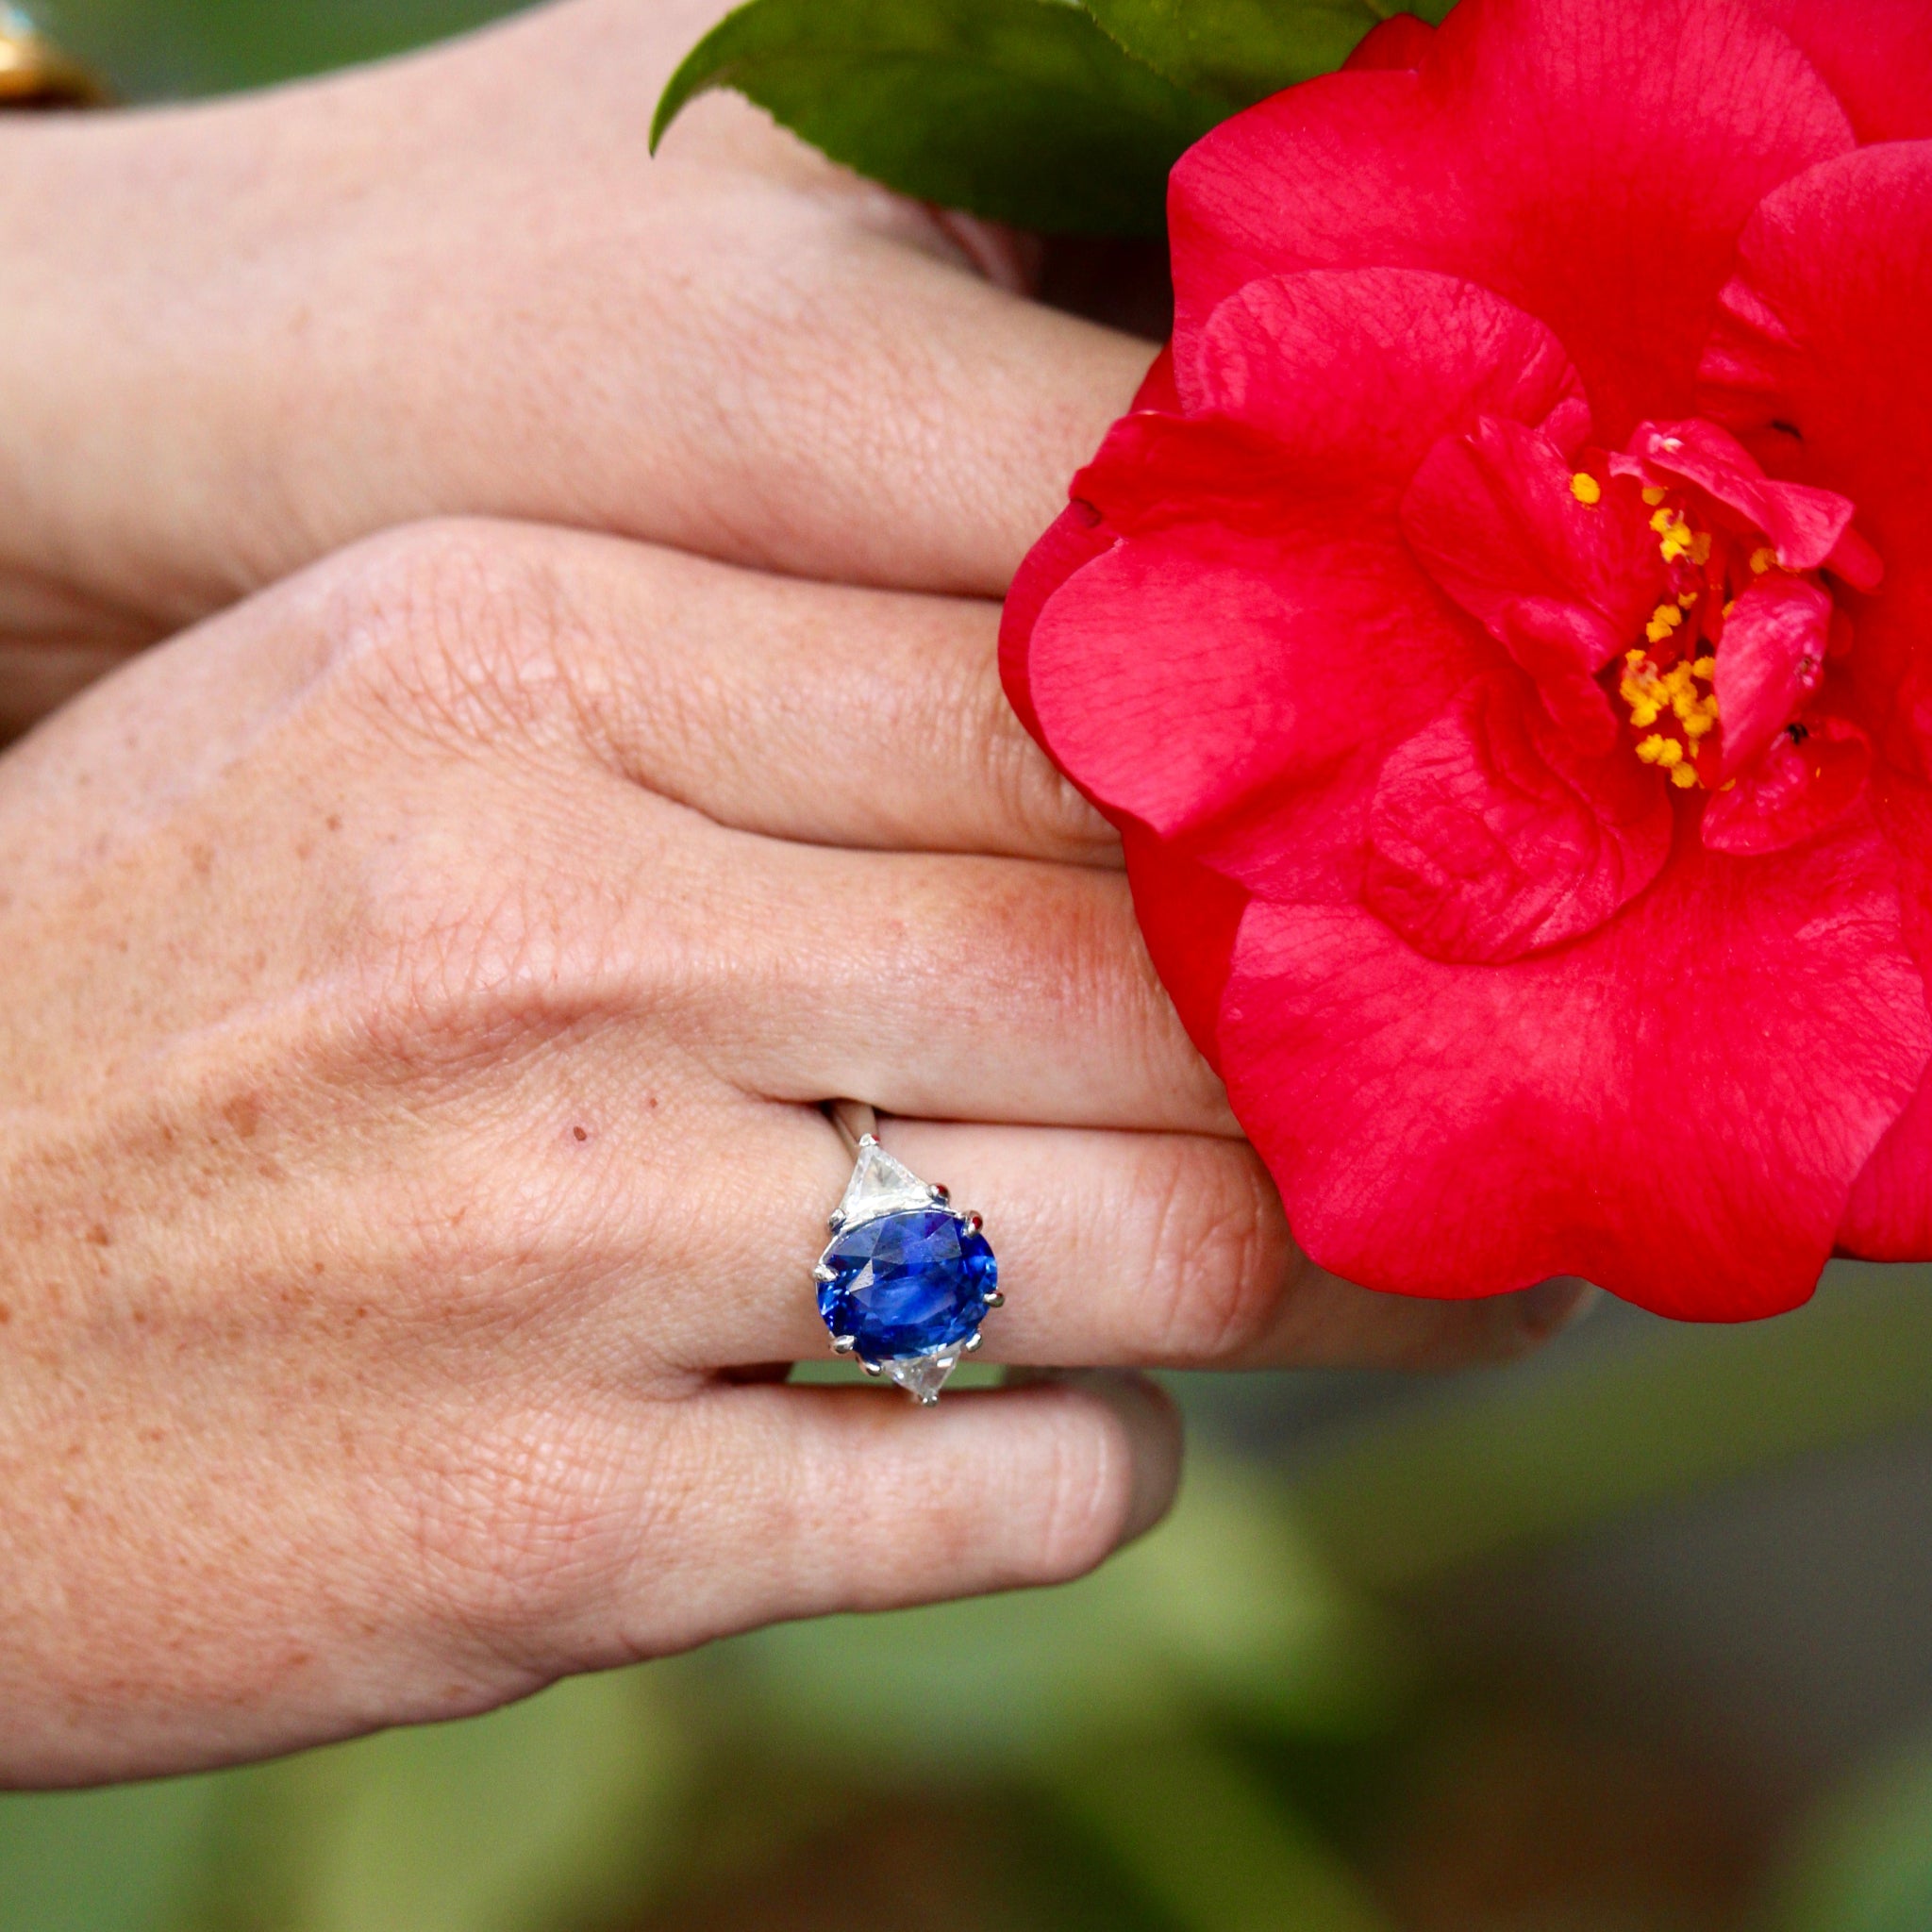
left=818, top=1210, right=997, bottom=1360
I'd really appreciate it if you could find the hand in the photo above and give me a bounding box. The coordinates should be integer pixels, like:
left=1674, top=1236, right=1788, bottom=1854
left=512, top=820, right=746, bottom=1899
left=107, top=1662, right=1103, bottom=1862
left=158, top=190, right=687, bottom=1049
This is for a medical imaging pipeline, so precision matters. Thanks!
left=0, top=0, right=1150, bottom=690
left=0, top=517, right=1577, bottom=1786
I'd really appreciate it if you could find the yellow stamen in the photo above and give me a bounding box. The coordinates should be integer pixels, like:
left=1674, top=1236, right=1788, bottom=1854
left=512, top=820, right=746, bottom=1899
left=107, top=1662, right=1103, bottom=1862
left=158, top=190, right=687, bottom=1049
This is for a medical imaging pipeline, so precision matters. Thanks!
left=1751, top=546, right=1777, bottom=575
left=1656, top=741, right=1684, bottom=770
left=1690, top=532, right=1713, bottom=567
left=1671, top=763, right=1701, bottom=789
left=1642, top=486, right=1667, bottom=507
left=1692, top=656, right=1716, bottom=680
left=1651, top=508, right=1676, bottom=535
left=1684, top=712, right=1716, bottom=740
left=1570, top=472, right=1603, bottom=506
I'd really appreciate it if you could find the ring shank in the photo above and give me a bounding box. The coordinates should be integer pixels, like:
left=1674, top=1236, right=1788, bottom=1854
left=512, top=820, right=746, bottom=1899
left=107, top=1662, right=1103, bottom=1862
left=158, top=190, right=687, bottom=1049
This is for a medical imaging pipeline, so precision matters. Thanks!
left=825, top=1099, right=879, bottom=1156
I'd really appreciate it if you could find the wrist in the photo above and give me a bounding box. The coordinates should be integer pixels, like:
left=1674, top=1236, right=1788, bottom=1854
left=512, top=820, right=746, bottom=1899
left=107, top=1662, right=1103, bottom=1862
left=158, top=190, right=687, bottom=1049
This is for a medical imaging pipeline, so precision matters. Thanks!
left=0, top=113, right=268, bottom=651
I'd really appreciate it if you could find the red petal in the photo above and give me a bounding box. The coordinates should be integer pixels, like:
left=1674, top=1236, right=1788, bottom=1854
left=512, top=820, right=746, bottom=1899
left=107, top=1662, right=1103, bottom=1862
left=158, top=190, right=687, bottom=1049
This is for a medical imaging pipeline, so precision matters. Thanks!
left=1404, top=415, right=1664, bottom=655
left=1365, top=675, right=1674, bottom=961
left=1132, top=342, right=1180, bottom=413
left=1169, top=0, right=1853, bottom=442
left=1022, top=271, right=1581, bottom=841
left=1121, top=824, right=1247, bottom=1070
left=1700, top=144, right=1932, bottom=740
left=1704, top=714, right=1872, bottom=854
left=1178, top=268, right=1584, bottom=460
left=1710, top=576, right=1833, bottom=780
left=1223, top=815, right=1930, bottom=1317
left=1342, top=15, right=1436, bottom=72
left=1840, top=773, right=1932, bottom=1255
left=1748, top=0, right=1932, bottom=142
left=1026, top=497, right=1478, bottom=839
left=998, top=500, right=1112, bottom=744
left=1610, top=418, right=1868, bottom=579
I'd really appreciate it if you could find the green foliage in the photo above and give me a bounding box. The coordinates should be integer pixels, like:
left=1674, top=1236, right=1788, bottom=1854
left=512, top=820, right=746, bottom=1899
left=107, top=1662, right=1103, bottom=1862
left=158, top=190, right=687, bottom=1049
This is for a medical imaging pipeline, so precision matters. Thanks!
left=650, top=0, right=1229, bottom=236
left=1082, top=0, right=1403, bottom=105
left=31, top=0, right=532, bottom=100
left=649, top=0, right=1468, bottom=233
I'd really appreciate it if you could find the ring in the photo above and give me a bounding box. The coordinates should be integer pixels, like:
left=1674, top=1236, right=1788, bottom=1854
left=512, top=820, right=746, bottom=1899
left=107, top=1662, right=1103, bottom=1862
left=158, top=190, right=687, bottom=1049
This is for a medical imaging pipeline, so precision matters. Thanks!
left=814, top=1101, right=1001, bottom=1405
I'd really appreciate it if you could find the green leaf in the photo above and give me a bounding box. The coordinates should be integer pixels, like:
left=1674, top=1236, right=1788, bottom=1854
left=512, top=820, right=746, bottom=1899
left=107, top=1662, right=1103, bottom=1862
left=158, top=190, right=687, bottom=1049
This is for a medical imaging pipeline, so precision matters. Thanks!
left=1083, top=0, right=1454, bottom=105
left=650, top=0, right=1230, bottom=237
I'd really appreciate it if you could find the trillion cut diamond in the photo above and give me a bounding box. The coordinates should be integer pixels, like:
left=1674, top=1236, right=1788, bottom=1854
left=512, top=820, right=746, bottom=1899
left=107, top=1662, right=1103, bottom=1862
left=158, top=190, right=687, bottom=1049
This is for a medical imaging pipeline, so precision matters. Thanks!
left=833, top=1139, right=942, bottom=1227
left=886, top=1352, right=960, bottom=1405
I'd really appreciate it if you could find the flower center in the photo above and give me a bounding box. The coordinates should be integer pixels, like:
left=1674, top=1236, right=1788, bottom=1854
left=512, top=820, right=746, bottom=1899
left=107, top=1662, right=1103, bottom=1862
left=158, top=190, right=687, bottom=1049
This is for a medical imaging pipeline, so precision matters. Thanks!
left=1573, top=469, right=1820, bottom=794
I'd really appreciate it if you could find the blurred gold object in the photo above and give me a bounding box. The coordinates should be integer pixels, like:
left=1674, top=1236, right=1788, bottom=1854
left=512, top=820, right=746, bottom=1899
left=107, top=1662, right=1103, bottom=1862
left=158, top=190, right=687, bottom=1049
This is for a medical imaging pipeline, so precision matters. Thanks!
left=0, top=4, right=108, bottom=108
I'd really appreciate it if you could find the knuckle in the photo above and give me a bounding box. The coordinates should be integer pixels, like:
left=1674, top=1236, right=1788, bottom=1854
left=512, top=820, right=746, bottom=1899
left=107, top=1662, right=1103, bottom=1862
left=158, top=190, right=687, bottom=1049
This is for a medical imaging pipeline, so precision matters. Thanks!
left=393, top=1405, right=641, bottom=1661
left=1134, top=1141, right=1295, bottom=1363
left=317, top=520, right=584, bottom=746
left=966, top=657, right=1106, bottom=857
left=1021, top=1398, right=1140, bottom=1582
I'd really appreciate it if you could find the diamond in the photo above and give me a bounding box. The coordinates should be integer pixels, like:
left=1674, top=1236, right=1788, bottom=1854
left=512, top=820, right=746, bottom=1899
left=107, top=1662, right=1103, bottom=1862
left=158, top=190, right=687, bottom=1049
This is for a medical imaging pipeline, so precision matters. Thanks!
left=832, top=1140, right=941, bottom=1227
left=818, top=1209, right=998, bottom=1364
left=886, top=1352, right=960, bottom=1406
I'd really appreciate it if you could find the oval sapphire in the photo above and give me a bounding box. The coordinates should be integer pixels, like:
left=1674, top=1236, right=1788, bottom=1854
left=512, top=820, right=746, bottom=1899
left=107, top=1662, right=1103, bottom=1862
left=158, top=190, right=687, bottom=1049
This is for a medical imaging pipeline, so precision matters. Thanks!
left=818, top=1209, right=997, bottom=1360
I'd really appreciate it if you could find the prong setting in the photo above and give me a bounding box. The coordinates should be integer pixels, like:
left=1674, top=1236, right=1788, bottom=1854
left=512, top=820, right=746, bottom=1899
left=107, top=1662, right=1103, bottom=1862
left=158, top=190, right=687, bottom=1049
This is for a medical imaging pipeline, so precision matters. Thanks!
left=815, top=1123, right=997, bottom=1405
left=984, top=1290, right=1005, bottom=1308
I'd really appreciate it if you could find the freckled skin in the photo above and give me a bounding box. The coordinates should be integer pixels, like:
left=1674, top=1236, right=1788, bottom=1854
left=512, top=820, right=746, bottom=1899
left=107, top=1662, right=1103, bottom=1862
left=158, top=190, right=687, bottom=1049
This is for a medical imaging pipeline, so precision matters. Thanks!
left=0, top=513, right=1577, bottom=1787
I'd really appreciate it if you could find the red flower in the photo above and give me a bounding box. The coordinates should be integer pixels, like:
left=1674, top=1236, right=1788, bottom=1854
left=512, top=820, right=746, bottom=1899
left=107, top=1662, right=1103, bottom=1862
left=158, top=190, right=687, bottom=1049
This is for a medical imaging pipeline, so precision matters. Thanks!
left=1001, top=0, right=1932, bottom=1318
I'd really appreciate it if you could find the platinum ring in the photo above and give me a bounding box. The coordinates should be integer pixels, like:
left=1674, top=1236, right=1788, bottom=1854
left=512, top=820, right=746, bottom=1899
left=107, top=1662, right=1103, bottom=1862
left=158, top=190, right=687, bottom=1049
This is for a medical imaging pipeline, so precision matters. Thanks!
left=814, top=1101, right=1001, bottom=1405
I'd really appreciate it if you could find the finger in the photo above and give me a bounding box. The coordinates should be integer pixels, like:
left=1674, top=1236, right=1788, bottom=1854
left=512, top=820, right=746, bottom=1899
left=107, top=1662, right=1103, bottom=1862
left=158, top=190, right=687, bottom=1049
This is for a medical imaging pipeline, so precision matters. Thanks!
left=885, top=1123, right=1602, bottom=1371
left=476, top=525, right=1116, bottom=864
left=597, top=1374, right=1181, bottom=1658
left=630, top=1112, right=1599, bottom=1374
left=115, top=27, right=1157, bottom=617
left=544, top=794, right=1232, bottom=1133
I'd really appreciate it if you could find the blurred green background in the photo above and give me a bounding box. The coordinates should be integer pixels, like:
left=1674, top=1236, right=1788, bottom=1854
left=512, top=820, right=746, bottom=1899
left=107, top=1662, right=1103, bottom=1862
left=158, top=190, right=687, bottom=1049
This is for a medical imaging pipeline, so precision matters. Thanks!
left=28, top=0, right=534, bottom=98
left=12, top=6, right=1932, bottom=1931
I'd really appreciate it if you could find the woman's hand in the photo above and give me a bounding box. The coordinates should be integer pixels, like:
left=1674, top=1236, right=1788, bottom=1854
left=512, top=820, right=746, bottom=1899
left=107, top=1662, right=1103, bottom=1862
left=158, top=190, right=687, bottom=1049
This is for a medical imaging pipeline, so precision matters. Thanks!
left=0, top=518, right=1575, bottom=1786
left=0, top=0, right=1151, bottom=689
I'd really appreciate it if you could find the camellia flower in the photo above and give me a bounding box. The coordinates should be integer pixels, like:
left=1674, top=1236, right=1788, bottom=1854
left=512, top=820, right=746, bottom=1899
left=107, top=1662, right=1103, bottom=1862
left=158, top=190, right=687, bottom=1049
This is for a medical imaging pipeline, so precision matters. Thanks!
left=1002, top=0, right=1932, bottom=1318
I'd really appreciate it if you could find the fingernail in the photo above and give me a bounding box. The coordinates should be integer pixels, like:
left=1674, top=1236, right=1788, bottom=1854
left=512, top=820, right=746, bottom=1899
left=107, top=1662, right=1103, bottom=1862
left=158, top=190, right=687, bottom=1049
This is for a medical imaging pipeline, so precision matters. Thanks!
left=1048, top=1369, right=1183, bottom=1545
left=1517, top=1275, right=1603, bottom=1340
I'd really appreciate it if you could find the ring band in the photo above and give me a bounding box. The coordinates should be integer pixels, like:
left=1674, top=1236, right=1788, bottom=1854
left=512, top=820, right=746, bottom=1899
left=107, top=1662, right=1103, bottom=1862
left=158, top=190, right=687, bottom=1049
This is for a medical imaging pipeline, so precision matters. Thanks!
left=814, top=1102, right=1001, bottom=1405
left=0, top=7, right=109, bottom=108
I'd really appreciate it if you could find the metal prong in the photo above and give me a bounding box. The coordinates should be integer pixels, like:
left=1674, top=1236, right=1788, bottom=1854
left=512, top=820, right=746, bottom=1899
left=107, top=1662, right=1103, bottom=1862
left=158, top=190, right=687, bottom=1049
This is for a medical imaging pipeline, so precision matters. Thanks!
left=964, top=1332, right=983, bottom=1354
left=984, top=1291, right=1006, bottom=1308
left=966, top=1212, right=984, bottom=1232
left=859, top=1358, right=884, bottom=1378
left=930, top=1183, right=951, bottom=1205
left=813, top=1262, right=836, bottom=1284
left=831, top=1335, right=857, bottom=1355
left=827, top=1210, right=847, bottom=1235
